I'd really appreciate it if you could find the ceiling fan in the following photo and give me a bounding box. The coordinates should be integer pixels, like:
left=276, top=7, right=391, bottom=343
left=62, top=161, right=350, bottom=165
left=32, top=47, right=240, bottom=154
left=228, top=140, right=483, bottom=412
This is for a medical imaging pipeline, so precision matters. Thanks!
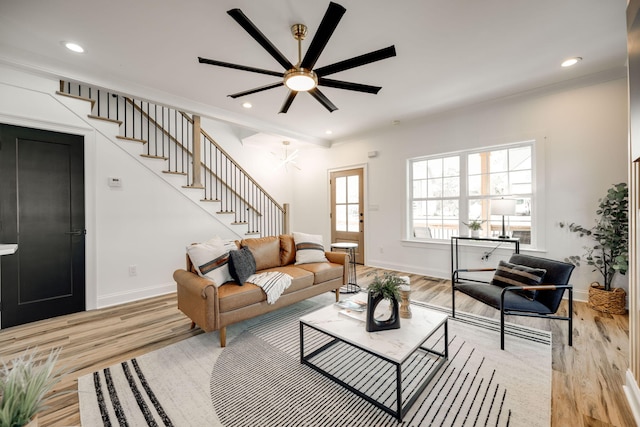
left=198, top=2, right=396, bottom=113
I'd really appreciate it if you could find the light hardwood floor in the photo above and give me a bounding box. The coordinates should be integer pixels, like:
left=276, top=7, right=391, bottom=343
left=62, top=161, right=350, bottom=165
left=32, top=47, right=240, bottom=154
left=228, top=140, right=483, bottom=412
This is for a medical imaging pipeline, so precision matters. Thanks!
left=0, top=265, right=634, bottom=426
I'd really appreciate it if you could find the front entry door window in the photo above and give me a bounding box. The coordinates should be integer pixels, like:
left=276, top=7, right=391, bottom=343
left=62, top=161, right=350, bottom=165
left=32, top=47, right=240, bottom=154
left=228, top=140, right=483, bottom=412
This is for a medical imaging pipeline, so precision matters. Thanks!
left=331, top=168, right=364, bottom=264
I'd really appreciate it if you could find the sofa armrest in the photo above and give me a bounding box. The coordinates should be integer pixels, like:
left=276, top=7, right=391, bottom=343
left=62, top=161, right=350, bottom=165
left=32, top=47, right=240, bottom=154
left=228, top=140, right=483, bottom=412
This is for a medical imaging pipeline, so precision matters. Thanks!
left=173, top=269, right=219, bottom=332
left=325, top=251, right=349, bottom=286
left=325, top=251, right=348, bottom=265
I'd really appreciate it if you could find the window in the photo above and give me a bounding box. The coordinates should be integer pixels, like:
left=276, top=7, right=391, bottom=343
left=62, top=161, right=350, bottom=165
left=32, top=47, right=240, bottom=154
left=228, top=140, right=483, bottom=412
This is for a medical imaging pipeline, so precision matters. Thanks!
left=409, top=141, right=535, bottom=245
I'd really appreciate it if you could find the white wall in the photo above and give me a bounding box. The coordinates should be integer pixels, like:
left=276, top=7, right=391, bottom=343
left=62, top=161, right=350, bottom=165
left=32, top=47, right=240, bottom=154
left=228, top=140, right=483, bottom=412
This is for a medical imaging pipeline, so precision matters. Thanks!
left=291, top=76, right=629, bottom=301
left=0, top=63, right=629, bottom=308
left=0, top=64, right=264, bottom=312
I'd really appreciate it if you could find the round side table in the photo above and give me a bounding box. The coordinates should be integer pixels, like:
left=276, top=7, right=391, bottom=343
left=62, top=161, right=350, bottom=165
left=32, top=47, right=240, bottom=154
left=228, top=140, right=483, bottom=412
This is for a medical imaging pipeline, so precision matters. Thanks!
left=330, top=242, right=360, bottom=294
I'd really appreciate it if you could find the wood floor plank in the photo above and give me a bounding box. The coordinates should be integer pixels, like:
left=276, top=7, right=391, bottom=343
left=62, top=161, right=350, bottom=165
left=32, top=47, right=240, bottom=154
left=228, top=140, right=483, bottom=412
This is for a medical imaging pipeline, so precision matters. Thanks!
left=0, top=267, right=635, bottom=426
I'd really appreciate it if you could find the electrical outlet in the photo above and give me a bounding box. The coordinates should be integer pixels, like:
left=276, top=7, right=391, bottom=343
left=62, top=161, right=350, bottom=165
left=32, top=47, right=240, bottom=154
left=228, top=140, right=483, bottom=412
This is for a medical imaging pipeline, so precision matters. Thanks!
left=129, top=265, right=137, bottom=276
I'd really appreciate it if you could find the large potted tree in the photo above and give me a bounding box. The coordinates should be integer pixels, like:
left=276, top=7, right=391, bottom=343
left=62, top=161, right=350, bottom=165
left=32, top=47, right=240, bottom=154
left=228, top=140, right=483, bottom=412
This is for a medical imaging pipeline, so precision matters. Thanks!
left=559, top=182, right=628, bottom=314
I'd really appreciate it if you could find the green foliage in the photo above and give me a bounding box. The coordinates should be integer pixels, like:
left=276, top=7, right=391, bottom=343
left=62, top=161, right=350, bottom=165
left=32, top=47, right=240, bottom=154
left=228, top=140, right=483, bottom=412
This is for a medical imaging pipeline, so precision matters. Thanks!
left=0, top=348, right=63, bottom=427
left=368, top=271, right=403, bottom=301
left=463, top=219, right=484, bottom=231
left=559, top=182, right=628, bottom=291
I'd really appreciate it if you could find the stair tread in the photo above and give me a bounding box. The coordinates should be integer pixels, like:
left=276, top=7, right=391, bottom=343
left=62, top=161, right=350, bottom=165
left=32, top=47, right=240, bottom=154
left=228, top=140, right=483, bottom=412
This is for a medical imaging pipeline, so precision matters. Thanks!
left=140, top=154, right=168, bottom=160
left=117, top=135, right=147, bottom=144
left=182, top=185, right=205, bottom=189
left=162, top=170, right=187, bottom=175
left=88, top=114, right=122, bottom=125
left=56, top=91, right=96, bottom=108
left=201, top=199, right=221, bottom=202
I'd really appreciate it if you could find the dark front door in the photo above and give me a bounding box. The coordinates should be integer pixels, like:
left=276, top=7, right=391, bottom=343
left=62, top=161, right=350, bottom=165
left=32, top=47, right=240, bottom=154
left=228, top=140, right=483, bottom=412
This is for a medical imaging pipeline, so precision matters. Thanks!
left=0, top=124, right=85, bottom=328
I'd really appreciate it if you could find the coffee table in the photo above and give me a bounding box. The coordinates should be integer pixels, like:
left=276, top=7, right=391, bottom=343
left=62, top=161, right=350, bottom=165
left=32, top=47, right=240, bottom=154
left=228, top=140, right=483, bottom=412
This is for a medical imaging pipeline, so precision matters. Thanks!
left=299, top=303, right=448, bottom=420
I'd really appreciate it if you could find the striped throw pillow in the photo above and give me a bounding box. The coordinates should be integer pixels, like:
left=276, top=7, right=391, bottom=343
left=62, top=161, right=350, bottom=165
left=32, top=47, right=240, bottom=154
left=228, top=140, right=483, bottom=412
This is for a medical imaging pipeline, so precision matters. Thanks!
left=293, top=232, right=328, bottom=265
left=187, top=239, right=237, bottom=286
left=491, top=260, right=546, bottom=299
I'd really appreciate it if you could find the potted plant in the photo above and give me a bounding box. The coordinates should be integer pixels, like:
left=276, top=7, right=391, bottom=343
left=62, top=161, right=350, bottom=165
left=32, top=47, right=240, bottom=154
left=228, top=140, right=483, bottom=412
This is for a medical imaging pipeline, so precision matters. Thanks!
left=463, top=219, right=484, bottom=238
left=559, top=182, right=628, bottom=314
left=366, top=272, right=403, bottom=332
left=0, top=348, right=63, bottom=427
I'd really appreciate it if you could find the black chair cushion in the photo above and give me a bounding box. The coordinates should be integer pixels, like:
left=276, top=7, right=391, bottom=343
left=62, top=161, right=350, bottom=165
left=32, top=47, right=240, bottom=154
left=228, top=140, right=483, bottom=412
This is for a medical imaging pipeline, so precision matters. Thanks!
left=455, top=283, right=553, bottom=314
left=491, top=260, right=546, bottom=299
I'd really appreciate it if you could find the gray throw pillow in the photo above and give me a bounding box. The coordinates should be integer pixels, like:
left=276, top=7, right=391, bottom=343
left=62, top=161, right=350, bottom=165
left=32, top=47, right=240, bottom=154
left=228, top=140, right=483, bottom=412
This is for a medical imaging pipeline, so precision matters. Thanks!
left=228, top=246, right=256, bottom=285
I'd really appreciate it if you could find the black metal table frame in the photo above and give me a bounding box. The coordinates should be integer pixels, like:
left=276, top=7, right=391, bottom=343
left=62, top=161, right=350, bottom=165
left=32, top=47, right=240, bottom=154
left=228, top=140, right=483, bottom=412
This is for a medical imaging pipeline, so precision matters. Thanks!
left=450, top=236, right=520, bottom=284
left=299, top=319, right=448, bottom=421
left=330, top=243, right=360, bottom=293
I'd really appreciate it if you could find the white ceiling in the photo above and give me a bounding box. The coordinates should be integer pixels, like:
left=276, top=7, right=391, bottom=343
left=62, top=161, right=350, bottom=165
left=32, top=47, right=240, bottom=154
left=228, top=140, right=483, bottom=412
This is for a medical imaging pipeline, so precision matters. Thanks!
left=0, top=0, right=629, bottom=147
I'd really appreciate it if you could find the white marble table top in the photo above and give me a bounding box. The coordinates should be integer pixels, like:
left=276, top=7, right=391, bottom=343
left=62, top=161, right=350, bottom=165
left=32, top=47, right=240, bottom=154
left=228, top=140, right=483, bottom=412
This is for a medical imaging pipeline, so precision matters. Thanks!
left=330, top=242, right=358, bottom=249
left=0, top=244, right=18, bottom=256
left=300, top=303, right=448, bottom=364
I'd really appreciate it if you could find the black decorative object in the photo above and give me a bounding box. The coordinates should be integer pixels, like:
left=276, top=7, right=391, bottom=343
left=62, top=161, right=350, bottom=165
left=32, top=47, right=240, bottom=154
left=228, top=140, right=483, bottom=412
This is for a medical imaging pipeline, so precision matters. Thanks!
left=366, top=290, right=401, bottom=332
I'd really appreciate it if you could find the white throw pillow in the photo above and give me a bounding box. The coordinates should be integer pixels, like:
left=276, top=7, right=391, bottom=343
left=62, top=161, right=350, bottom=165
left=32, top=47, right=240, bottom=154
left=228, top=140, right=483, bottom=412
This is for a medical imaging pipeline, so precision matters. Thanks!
left=187, top=239, right=237, bottom=286
left=293, top=232, right=328, bottom=264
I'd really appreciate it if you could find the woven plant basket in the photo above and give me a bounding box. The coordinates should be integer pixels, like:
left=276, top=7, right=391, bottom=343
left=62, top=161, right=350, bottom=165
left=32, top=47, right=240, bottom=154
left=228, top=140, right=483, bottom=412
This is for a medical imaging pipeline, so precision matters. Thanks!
left=588, top=282, right=627, bottom=314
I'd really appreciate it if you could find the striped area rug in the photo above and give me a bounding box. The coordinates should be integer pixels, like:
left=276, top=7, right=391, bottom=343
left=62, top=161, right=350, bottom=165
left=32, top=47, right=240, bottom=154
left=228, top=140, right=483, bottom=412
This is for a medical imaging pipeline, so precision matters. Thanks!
left=78, top=295, right=551, bottom=426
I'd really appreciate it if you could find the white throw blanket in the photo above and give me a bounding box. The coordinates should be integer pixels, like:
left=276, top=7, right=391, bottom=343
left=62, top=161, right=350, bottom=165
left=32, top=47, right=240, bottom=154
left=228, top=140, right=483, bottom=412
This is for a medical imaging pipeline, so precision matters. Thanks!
left=247, top=271, right=292, bottom=304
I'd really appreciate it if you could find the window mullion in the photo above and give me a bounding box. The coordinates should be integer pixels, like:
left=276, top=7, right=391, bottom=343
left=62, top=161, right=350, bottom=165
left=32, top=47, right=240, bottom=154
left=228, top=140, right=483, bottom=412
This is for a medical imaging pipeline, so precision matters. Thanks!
left=459, top=154, right=469, bottom=228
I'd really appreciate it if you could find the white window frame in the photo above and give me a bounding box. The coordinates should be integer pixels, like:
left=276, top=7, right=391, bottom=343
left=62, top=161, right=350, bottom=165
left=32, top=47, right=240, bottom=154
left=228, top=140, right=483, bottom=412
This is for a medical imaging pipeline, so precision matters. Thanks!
left=407, top=139, right=544, bottom=249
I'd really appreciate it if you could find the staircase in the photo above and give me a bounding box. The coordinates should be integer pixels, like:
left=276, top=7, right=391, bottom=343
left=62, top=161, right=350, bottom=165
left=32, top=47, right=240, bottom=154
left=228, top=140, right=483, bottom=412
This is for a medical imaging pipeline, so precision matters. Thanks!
left=57, top=80, right=287, bottom=238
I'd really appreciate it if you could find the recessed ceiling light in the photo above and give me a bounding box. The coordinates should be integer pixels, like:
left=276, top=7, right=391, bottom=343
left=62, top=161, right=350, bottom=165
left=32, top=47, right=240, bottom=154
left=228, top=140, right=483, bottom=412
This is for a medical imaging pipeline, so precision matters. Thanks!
left=561, top=57, right=582, bottom=67
left=242, top=102, right=252, bottom=109
left=63, top=42, right=85, bottom=53
left=325, top=130, right=333, bottom=135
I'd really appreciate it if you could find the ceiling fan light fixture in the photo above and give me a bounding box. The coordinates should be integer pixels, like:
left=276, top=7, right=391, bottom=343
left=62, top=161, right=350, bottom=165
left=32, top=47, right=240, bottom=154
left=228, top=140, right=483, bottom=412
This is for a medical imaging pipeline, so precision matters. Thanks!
left=284, top=68, right=318, bottom=92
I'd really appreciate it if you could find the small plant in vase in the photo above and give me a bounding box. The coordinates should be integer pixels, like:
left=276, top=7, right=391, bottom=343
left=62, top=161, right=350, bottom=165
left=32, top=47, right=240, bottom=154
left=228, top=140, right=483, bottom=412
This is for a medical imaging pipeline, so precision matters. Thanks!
left=0, top=348, right=64, bottom=427
left=463, top=219, right=484, bottom=238
left=559, top=182, right=628, bottom=314
left=366, top=272, right=403, bottom=332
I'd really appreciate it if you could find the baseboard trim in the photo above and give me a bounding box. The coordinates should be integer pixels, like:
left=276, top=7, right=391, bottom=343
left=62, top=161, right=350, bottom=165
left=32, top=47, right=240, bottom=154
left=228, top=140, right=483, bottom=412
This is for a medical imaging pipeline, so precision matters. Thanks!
left=97, top=282, right=175, bottom=308
left=624, top=369, right=640, bottom=425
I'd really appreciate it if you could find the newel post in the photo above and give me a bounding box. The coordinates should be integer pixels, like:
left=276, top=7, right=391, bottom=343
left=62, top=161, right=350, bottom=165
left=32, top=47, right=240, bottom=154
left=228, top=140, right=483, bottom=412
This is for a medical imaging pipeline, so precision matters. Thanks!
left=283, top=203, right=290, bottom=234
left=192, top=115, right=203, bottom=187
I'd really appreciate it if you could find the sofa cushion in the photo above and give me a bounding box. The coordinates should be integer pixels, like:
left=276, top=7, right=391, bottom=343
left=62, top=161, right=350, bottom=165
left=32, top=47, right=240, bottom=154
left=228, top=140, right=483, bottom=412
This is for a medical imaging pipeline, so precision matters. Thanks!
left=293, top=232, right=328, bottom=264
left=218, top=266, right=315, bottom=312
left=218, top=283, right=265, bottom=312
left=295, top=262, right=343, bottom=285
left=260, top=265, right=315, bottom=293
left=186, top=239, right=237, bottom=286
left=228, top=246, right=256, bottom=285
left=491, top=260, right=546, bottom=299
left=241, top=236, right=281, bottom=271
left=279, top=234, right=296, bottom=266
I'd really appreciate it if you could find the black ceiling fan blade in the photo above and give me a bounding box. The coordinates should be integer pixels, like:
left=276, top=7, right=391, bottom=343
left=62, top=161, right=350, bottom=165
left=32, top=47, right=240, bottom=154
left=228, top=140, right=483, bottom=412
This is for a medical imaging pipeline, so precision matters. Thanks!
left=309, top=88, right=337, bottom=112
left=300, top=2, right=346, bottom=70
left=318, top=78, right=381, bottom=94
left=314, top=45, right=397, bottom=77
left=227, top=8, right=294, bottom=70
left=198, top=57, right=283, bottom=77
left=228, top=82, right=284, bottom=99
left=279, top=91, right=299, bottom=114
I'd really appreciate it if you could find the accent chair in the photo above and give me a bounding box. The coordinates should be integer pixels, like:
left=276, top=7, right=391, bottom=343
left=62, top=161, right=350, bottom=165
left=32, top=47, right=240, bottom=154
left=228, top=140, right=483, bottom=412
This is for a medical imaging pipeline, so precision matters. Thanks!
left=452, top=253, right=574, bottom=350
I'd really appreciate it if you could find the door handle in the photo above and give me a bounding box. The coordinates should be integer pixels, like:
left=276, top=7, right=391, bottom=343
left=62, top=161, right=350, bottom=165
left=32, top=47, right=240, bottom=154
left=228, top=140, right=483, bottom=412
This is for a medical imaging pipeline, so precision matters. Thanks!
left=65, top=229, right=86, bottom=236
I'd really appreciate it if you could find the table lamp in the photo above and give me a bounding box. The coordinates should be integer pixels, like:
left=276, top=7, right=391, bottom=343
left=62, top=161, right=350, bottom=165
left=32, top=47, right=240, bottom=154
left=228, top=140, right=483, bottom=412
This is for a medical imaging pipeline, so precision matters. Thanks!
left=491, top=198, right=516, bottom=238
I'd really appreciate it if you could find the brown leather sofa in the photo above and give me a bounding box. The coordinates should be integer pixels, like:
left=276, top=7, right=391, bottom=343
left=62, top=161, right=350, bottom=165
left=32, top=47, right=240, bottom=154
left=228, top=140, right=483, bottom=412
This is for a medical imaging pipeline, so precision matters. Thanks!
left=173, top=234, right=348, bottom=347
